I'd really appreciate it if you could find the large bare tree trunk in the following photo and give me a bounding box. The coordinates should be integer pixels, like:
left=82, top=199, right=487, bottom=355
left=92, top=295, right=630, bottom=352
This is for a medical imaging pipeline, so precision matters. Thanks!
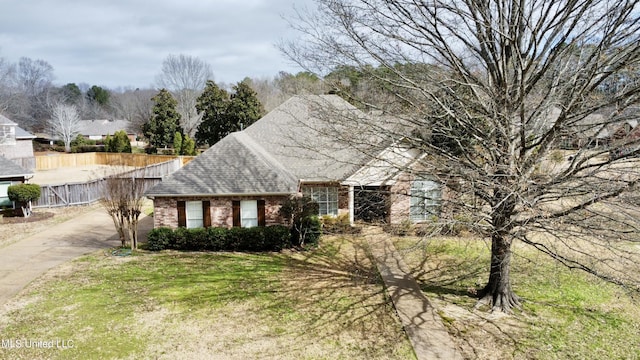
left=478, top=232, right=520, bottom=312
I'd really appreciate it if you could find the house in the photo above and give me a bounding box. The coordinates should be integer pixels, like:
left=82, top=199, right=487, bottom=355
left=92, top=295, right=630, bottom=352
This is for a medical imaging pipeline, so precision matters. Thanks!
left=77, top=119, right=136, bottom=141
left=0, top=114, right=37, bottom=171
left=0, top=155, right=33, bottom=207
left=146, top=95, right=443, bottom=229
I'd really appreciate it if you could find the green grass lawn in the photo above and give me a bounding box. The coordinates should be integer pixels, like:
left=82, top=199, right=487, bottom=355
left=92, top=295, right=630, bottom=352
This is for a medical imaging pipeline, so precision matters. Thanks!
left=395, top=236, right=640, bottom=359
left=0, top=236, right=414, bottom=359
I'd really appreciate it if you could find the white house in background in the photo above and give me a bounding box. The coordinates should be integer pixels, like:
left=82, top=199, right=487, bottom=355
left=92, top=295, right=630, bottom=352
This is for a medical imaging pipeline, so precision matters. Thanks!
left=77, top=119, right=136, bottom=141
left=0, top=114, right=36, bottom=171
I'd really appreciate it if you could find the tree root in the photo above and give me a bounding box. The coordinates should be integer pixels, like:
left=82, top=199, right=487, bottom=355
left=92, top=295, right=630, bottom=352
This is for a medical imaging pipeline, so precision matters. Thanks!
left=475, top=290, right=521, bottom=313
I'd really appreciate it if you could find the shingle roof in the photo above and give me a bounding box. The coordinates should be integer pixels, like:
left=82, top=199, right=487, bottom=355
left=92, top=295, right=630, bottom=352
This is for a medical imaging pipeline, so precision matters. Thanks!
left=0, top=114, right=17, bottom=126
left=244, top=95, right=378, bottom=181
left=15, top=126, right=36, bottom=139
left=147, top=95, right=387, bottom=197
left=77, top=119, right=133, bottom=136
left=147, top=132, right=298, bottom=196
left=0, top=155, right=32, bottom=178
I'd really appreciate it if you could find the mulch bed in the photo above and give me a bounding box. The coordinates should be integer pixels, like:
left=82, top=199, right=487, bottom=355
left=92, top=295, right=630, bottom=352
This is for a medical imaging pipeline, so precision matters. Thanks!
left=1, top=212, right=55, bottom=224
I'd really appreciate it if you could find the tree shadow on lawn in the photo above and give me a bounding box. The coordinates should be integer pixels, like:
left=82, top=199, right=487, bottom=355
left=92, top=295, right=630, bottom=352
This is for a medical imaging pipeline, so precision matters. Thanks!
left=392, top=236, right=527, bottom=358
left=264, top=235, right=414, bottom=355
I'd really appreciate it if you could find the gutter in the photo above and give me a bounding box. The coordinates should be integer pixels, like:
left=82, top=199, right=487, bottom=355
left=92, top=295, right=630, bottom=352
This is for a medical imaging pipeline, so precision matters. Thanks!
left=146, top=191, right=296, bottom=199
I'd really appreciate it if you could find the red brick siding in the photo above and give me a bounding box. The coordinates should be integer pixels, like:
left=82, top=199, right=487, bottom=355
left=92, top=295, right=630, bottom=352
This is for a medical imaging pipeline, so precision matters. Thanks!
left=153, top=195, right=288, bottom=229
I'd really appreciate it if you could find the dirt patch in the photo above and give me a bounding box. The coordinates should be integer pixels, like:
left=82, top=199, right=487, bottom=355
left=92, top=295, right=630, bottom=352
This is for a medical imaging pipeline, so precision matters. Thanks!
left=1, top=211, right=54, bottom=223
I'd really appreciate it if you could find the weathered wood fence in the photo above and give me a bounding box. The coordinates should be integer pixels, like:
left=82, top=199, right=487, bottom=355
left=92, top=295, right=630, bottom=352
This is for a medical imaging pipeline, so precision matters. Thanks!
left=32, top=158, right=180, bottom=208
left=35, top=152, right=194, bottom=170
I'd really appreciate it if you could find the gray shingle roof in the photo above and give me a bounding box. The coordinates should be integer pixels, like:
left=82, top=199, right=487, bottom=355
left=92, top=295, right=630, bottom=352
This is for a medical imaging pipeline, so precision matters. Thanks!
left=147, top=95, right=385, bottom=197
left=0, top=155, right=32, bottom=178
left=0, top=114, right=17, bottom=126
left=15, top=126, right=36, bottom=139
left=245, top=95, right=378, bottom=181
left=147, top=132, right=298, bottom=196
left=77, top=119, right=133, bottom=136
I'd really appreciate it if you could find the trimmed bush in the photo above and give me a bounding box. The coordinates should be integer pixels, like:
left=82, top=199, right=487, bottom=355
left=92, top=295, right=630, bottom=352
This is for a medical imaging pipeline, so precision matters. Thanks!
left=146, top=227, right=174, bottom=251
left=146, top=225, right=292, bottom=252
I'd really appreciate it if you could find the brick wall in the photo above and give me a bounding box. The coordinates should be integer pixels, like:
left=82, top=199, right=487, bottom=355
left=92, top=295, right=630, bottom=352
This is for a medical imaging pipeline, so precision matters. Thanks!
left=153, top=195, right=288, bottom=229
left=387, top=173, right=454, bottom=224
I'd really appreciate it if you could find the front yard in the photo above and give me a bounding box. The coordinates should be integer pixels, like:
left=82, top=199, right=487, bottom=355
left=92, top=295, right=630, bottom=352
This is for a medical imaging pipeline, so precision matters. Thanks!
left=0, top=236, right=414, bottom=359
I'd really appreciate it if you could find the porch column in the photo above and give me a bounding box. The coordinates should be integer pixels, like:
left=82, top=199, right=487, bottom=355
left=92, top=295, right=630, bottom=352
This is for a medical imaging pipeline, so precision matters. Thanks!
left=348, top=185, right=354, bottom=225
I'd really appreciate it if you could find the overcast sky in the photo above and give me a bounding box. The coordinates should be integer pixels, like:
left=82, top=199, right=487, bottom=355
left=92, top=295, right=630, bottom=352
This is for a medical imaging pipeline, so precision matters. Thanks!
left=0, top=0, right=313, bottom=90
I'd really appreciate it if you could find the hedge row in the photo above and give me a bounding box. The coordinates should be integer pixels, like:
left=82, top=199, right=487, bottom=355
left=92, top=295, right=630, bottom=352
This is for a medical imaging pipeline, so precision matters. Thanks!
left=147, top=225, right=293, bottom=252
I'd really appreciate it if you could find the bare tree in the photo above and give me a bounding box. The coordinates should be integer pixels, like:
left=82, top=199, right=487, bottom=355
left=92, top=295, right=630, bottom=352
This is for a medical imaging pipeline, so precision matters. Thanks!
left=0, top=57, right=17, bottom=113
left=284, top=0, right=640, bottom=311
left=50, top=103, right=81, bottom=152
left=110, top=87, right=156, bottom=134
left=100, top=167, right=150, bottom=250
left=156, top=54, right=213, bottom=137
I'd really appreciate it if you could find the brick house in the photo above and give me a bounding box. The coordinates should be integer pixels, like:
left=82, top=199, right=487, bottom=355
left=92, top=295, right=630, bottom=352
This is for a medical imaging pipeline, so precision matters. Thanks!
left=146, top=95, right=444, bottom=229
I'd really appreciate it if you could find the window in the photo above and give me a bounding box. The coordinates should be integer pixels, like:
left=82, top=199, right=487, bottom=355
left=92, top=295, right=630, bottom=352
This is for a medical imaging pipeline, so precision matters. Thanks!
left=241, top=200, right=258, bottom=228
left=232, top=200, right=265, bottom=227
left=177, top=201, right=210, bottom=228
left=303, top=186, right=339, bottom=216
left=0, top=125, right=15, bottom=145
left=185, top=201, right=203, bottom=228
left=410, top=180, right=441, bottom=222
left=0, top=182, right=12, bottom=207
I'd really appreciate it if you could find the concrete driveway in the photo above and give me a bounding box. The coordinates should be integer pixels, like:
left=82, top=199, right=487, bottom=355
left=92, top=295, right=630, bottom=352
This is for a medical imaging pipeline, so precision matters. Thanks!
left=0, top=208, right=153, bottom=307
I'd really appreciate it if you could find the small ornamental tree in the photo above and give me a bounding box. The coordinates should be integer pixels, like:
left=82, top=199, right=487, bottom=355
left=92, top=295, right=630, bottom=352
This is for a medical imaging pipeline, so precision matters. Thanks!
left=7, top=184, right=41, bottom=217
left=279, top=195, right=321, bottom=247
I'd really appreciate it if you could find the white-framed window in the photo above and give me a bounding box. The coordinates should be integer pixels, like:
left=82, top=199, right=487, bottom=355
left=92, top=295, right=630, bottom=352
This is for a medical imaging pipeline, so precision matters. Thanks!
left=0, top=182, right=12, bottom=207
left=0, top=125, right=16, bottom=145
left=185, top=200, right=203, bottom=228
left=410, top=179, right=442, bottom=222
left=303, top=186, right=339, bottom=216
left=241, top=200, right=258, bottom=228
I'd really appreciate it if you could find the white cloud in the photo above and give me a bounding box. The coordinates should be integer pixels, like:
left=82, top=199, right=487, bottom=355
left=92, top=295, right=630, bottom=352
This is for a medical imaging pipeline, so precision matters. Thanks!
left=0, top=0, right=311, bottom=89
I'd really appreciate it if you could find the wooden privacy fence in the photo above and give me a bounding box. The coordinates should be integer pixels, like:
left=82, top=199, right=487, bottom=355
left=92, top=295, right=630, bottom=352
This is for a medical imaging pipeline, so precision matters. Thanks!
left=36, top=152, right=194, bottom=170
left=32, top=158, right=180, bottom=208
left=33, top=178, right=162, bottom=208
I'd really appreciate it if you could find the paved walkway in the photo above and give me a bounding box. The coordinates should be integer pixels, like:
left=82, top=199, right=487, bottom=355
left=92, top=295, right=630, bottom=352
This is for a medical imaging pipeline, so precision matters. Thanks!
left=366, top=229, right=462, bottom=360
left=0, top=208, right=153, bottom=307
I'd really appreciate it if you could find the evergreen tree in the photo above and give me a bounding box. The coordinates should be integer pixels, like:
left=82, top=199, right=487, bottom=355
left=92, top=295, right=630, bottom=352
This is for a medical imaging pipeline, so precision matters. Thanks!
left=195, top=80, right=264, bottom=146
left=173, top=131, right=183, bottom=154
left=195, top=81, right=230, bottom=146
left=182, top=135, right=197, bottom=155
left=144, top=89, right=181, bottom=150
left=104, top=130, right=132, bottom=153
left=228, top=79, right=264, bottom=130
left=86, top=85, right=110, bottom=107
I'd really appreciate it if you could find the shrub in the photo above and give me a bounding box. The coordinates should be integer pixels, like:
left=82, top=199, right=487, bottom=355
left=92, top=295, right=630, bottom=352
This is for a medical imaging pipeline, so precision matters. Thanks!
left=264, top=225, right=291, bottom=251
left=279, top=195, right=322, bottom=247
left=206, top=227, right=228, bottom=251
left=296, top=216, right=322, bottom=247
left=321, top=213, right=360, bottom=234
left=146, top=226, right=292, bottom=252
left=7, top=184, right=41, bottom=203
left=147, top=227, right=174, bottom=250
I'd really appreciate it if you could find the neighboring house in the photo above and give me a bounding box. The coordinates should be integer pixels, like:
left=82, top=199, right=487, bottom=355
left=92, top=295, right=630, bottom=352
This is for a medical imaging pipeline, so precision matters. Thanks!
left=0, top=155, right=33, bottom=207
left=77, top=119, right=136, bottom=141
left=0, top=114, right=37, bottom=171
left=146, top=95, right=442, bottom=229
